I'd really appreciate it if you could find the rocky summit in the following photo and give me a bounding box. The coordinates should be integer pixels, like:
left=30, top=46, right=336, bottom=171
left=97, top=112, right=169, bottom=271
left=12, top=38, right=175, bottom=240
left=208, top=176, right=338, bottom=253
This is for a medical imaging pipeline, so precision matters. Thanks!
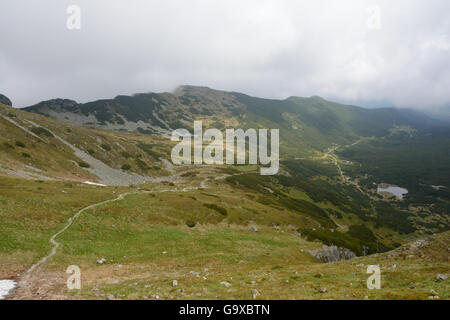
left=0, top=94, right=12, bottom=106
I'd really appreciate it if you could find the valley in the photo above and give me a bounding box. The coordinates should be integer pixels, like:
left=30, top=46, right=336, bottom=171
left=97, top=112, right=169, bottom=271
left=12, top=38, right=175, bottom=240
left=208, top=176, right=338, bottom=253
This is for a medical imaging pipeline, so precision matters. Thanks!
left=0, top=86, right=448, bottom=300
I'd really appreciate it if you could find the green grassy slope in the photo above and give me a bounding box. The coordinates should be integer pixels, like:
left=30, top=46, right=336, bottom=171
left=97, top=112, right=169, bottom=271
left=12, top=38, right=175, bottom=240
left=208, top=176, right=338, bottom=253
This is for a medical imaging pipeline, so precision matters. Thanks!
left=0, top=102, right=171, bottom=182
left=2, top=173, right=447, bottom=300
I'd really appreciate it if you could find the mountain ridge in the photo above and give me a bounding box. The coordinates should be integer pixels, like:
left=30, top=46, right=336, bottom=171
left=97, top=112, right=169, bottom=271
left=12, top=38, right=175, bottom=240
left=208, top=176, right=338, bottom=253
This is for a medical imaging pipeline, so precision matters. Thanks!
left=23, top=86, right=444, bottom=155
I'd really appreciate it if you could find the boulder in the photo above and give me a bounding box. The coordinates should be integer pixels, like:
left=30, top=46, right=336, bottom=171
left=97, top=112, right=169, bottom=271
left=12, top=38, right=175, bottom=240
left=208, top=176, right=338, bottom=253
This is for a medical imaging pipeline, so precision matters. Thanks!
left=436, top=274, right=448, bottom=281
left=251, top=289, right=260, bottom=299
left=308, top=245, right=356, bottom=263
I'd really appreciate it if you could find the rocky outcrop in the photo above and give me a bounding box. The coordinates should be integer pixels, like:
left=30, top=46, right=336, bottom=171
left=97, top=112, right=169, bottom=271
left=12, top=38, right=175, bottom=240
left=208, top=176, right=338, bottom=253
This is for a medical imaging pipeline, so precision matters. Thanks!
left=0, top=94, right=12, bottom=106
left=25, top=98, right=79, bottom=113
left=308, top=245, right=356, bottom=263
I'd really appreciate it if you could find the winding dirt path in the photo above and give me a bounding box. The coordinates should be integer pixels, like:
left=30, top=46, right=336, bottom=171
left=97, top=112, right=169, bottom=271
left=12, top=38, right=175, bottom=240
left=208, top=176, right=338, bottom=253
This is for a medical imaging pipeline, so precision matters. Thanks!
left=18, top=173, right=228, bottom=290
left=295, top=139, right=369, bottom=196
left=21, top=191, right=139, bottom=284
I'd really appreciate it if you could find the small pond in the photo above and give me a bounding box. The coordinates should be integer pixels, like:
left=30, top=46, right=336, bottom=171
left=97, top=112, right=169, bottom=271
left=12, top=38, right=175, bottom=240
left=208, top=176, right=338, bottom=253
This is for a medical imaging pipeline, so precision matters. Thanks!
left=377, top=184, right=408, bottom=199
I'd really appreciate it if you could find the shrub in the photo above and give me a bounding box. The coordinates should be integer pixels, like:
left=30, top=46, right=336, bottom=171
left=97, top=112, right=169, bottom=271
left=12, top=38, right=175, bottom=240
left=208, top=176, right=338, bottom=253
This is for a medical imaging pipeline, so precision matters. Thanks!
left=30, top=127, right=54, bottom=137
left=185, top=220, right=196, bottom=228
left=100, top=144, right=111, bottom=151
left=21, top=152, right=31, bottom=158
left=204, top=203, right=228, bottom=216
left=210, top=121, right=225, bottom=129
left=181, top=171, right=198, bottom=177
left=121, top=151, right=131, bottom=159
left=137, top=142, right=162, bottom=159
left=121, top=164, right=131, bottom=171
left=78, top=161, right=90, bottom=168
left=347, top=225, right=377, bottom=243
left=135, top=158, right=148, bottom=170
left=15, top=141, right=25, bottom=148
left=87, top=149, right=95, bottom=155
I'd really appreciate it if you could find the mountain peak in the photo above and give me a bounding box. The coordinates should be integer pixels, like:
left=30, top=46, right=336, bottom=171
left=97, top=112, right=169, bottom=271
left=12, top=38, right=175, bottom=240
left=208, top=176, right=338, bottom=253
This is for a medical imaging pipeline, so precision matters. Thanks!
left=26, top=98, right=79, bottom=113
left=0, top=93, right=12, bottom=106
left=174, top=85, right=225, bottom=96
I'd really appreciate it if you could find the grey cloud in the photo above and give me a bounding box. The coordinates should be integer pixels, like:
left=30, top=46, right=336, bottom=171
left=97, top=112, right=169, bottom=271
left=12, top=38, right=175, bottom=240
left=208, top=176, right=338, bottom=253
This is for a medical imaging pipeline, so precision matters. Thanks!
left=0, top=0, right=449, bottom=111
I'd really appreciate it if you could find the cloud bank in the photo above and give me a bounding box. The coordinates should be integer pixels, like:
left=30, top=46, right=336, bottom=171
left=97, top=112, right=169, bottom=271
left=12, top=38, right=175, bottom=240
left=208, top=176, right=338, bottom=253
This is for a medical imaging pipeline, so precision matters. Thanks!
left=0, top=0, right=449, bottom=111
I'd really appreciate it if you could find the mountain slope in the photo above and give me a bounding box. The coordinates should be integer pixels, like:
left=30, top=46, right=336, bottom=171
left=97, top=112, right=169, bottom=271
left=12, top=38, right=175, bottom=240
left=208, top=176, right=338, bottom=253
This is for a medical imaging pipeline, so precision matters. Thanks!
left=20, top=86, right=450, bottom=233
left=24, top=86, right=441, bottom=157
left=0, top=102, right=172, bottom=185
left=1, top=90, right=448, bottom=301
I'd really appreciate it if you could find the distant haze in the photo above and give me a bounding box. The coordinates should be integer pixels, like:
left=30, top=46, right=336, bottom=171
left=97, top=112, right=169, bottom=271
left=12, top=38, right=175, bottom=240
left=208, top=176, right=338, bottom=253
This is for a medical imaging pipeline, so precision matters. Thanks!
left=0, top=0, right=449, bottom=113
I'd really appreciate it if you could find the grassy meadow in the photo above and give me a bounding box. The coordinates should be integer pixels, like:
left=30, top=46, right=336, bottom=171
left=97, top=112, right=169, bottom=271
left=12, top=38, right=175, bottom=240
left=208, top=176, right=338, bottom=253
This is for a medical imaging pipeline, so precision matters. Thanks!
left=1, top=170, right=447, bottom=300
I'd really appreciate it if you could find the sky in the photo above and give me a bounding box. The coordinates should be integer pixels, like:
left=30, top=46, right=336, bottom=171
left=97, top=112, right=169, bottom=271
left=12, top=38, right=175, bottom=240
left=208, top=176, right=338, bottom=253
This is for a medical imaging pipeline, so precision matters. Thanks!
left=0, top=0, right=449, bottom=112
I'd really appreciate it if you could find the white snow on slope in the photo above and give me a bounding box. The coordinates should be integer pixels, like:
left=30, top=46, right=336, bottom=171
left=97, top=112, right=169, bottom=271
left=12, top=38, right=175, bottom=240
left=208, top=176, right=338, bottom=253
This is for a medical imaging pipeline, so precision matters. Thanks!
left=0, top=280, right=16, bottom=299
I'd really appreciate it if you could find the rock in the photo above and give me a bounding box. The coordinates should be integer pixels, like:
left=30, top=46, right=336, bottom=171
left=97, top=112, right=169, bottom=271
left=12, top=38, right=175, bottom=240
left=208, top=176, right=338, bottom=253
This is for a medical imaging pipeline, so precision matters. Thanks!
left=251, top=289, right=260, bottom=299
left=189, top=271, right=200, bottom=277
left=408, top=282, right=415, bottom=289
left=162, top=251, right=167, bottom=255
left=363, top=296, right=369, bottom=300
left=249, top=226, right=258, bottom=232
left=429, top=289, right=438, bottom=295
left=107, top=294, right=115, bottom=300
left=428, top=295, right=440, bottom=300
left=97, top=258, right=107, bottom=264
left=308, top=245, right=356, bottom=263
left=0, top=94, right=12, bottom=106
left=172, top=280, right=178, bottom=287
left=319, top=288, right=327, bottom=293
left=220, top=281, right=232, bottom=288
left=435, top=274, right=448, bottom=281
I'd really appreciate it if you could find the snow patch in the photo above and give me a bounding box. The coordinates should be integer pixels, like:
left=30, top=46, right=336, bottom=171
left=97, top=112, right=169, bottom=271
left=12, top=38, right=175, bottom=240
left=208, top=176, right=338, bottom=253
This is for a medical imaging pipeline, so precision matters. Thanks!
left=83, top=181, right=107, bottom=187
left=0, top=280, right=16, bottom=299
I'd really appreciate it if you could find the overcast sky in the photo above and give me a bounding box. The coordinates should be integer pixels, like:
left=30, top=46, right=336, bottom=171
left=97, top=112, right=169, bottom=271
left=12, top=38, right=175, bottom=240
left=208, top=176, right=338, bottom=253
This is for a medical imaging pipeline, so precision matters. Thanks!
left=0, top=0, right=449, bottom=111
